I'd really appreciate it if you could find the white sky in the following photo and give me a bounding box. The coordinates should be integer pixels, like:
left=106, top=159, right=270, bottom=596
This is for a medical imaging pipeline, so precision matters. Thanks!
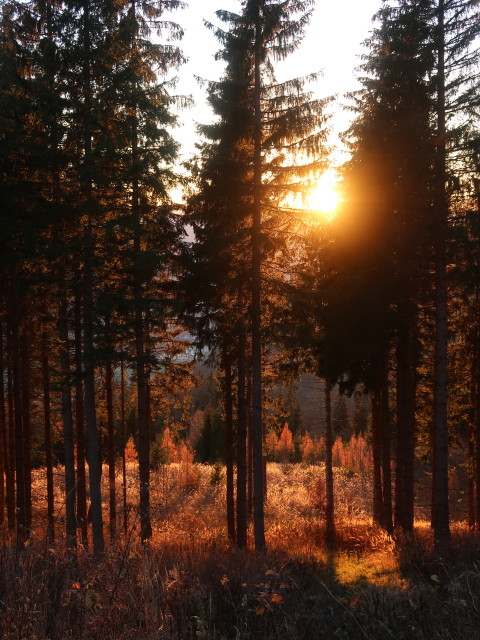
left=172, top=0, right=381, bottom=180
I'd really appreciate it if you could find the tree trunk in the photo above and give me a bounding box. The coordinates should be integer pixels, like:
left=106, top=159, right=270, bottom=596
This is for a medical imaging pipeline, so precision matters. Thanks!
left=74, top=288, right=88, bottom=547
left=251, top=0, right=265, bottom=554
left=381, top=367, right=393, bottom=534
left=432, top=0, right=450, bottom=545
left=120, top=357, right=128, bottom=535
left=105, top=354, right=116, bottom=541
left=395, top=305, right=416, bottom=532
left=20, top=327, right=32, bottom=531
left=0, top=319, right=6, bottom=527
left=81, top=0, right=105, bottom=559
left=42, top=330, right=55, bottom=541
left=8, top=273, right=26, bottom=546
left=224, top=356, right=235, bottom=542
left=236, top=326, right=248, bottom=549
left=371, top=387, right=384, bottom=526
left=58, top=268, right=78, bottom=554
left=6, top=353, right=15, bottom=530
left=324, top=380, right=335, bottom=547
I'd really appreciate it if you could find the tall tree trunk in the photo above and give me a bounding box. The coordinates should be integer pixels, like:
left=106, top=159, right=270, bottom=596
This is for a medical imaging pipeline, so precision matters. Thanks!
left=0, top=319, right=6, bottom=527
left=381, top=364, right=393, bottom=534
left=236, top=325, right=248, bottom=549
left=6, top=353, right=15, bottom=530
left=120, top=357, right=128, bottom=535
left=105, top=351, right=117, bottom=541
left=58, top=267, right=78, bottom=554
left=130, top=0, right=151, bottom=542
left=224, top=356, right=235, bottom=542
left=395, top=305, right=416, bottom=532
left=251, top=0, right=265, bottom=553
left=247, top=369, right=253, bottom=519
left=20, top=327, right=32, bottom=531
left=42, top=330, right=55, bottom=541
left=74, top=288, right=88, bottom=546
left=8, top=272, right=25, bottom=546
left=371, top=387, right=384, bottom=526
left=82, top=0, right=105, bottom=559
left=432, top=0, right=450, bottom=545
left=324, top=380, right=335, bottom=547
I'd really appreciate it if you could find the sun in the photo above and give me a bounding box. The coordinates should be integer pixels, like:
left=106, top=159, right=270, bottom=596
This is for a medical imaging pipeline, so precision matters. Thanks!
left=305, top=169, right=341, bottom=219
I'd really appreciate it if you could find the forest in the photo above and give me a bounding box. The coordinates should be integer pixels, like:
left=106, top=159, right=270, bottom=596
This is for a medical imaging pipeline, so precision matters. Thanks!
left=1, top=0, right=480, bottom=638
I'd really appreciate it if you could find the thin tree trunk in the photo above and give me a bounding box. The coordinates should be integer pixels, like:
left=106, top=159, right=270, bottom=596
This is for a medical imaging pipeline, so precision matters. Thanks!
left=371, top=387, right=384, bottom=526
left=236, top=326, right=248, bottom=549
left=432, top=0, right=450, bottom=545
left=8, top=273, right=25, bottom=546
left=251, top=0, right=265, bottom=553
left=82, top=0, right=105, bottom=559
left=74, top=287, right=88, bottom=546
left=120, top=357, right=128, bottom=535
left=58, top=268, right=77, bottom=554
left=105, top=352, right=116, bottom=541
left=0, top=319, right=6, bottom=527
left=6, top=353, right=15, bottom=530
left=381, top=364, right=393, bottom=534
left=247, top=369, right=253, bottom=520
left=224, top=356, right=235, bottom=542
left=324, top=380, right=335, bottom=547
left=20, top=327, right=32, bottom=531
left=395, top=306, right=416, bottom=532
left=42, top=330, right=55, bottom=541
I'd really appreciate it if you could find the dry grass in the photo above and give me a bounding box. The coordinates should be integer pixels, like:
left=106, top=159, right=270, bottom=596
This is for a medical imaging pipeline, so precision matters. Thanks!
left=1, top=462, right=479, bottom=639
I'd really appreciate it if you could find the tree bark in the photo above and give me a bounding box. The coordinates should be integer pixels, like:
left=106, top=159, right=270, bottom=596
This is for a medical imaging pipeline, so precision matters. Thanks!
left=251, top=0, right=265, bottom=553
left=381, top=364, right=393, bottom=534
left=371, top=387, right=384, bottom=526
left=42, top=330, right=55, bottom=541
left=81, top=0, right=105, bottom=559
left=58, top=267, right=77, bottom=554
left=432, top=0, right=450, bottom=545
left=224, top=356, right=235, bottom=542
left=8, top=273, right=26, bottom=546
left=74, top=288, right=88, bottom=546
left=120, top=357, right=128, bottom=535
left=20, top=326, right=32, bottom=531
left=324, top=380, right=335, bottom=547
left=236, top=326, right=248, bottom=549
left=0, top=319, right=6, bottom=527
left=6, top=352, right=15, bottom=530
left=105, top=353, right=117, bottom=541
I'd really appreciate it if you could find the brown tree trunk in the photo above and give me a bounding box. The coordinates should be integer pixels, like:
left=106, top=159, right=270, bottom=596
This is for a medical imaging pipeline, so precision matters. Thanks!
left=105, top=353, right=117, bottom=541
left=236, top=326, right=248, bottom=549
left=120, top=358, right=128, bottom=535
left=8, top=273, right=26, bottom=546
left=81, top=0, right=105, bottom=560
left=251, top=0, right=265, bottom=553
left=0, top=319, right=6, bottom=527
left=6, top=353, right=15, bottom=530
left=381, top=365, right=393, bottom=534
left=432, top=0, right=450, bottom=546
left=324, top=380, right=335, bottom=547
left=224, top=356, right=235, bottom=542
left=371, top=387, right=384, bottom=526
left=42, top=330, right=55, bottom=541
left=58, top=268, right=77, bottom=554
left=395, top=305, right=416, bottom=533
left=74, top=288, right=88, bottom=546
left=20, top=327, right=32, bottom=532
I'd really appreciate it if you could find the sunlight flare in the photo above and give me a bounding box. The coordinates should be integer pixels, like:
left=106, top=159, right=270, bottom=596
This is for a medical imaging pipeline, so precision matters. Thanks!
left=305, top=169, right=341, bottom=219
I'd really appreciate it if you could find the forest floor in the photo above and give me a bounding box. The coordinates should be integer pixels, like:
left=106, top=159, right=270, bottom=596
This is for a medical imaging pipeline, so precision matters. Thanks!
left=1, top=463, right=480, bottom=639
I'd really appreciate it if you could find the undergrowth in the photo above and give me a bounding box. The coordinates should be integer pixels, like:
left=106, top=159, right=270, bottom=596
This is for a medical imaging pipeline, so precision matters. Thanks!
left=1, top=463, right=479, bottom=639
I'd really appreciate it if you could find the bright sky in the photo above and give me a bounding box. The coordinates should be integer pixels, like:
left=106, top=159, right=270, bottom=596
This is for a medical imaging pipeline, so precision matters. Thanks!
left=174, top=0, right=381, bottom=162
